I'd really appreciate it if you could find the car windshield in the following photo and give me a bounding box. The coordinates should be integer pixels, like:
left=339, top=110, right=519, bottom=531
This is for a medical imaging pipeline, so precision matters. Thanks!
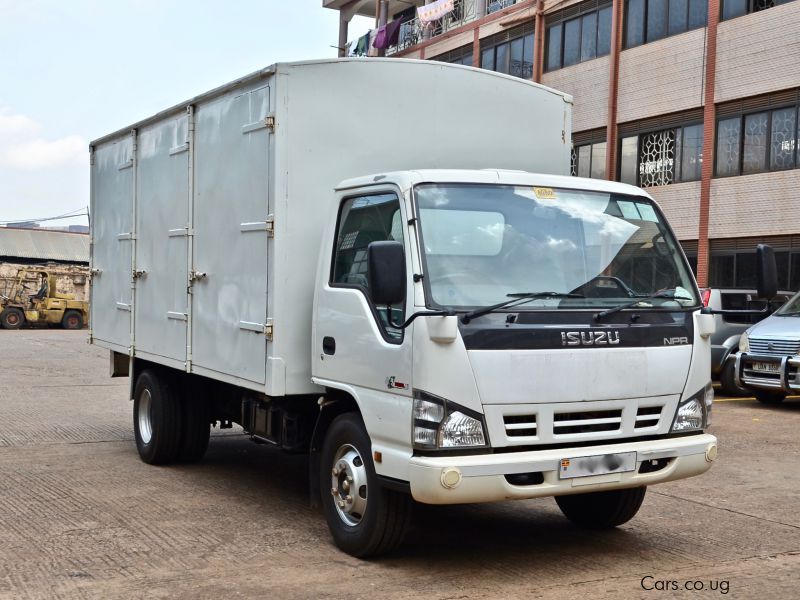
left=414, top=183, right=699, bottom=310
left=775, top=291, right=800, bottom=315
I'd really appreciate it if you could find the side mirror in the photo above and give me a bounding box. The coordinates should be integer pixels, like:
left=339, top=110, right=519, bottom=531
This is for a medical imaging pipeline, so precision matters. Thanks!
left=756, top=244, right=778, bottom=300
left=367, top=241, right=406, bottom=305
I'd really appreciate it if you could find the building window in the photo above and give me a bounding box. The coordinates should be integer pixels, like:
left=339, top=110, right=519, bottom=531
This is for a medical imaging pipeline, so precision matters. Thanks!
left=430, top=45, right=473, bottom=66
left=715, top=106, right=800, bottom=177
left=481, top=31, right=534, bottom=78
left=710, top=249, right=799, bottom=291
left=488, top=0, right=517, bottom=14
left=625, top=0, right=707, bottom=49
left=722, top=0, right=797, bottom=21
left=545, top=1, right=612, bottom=72
left=619, top=123, right=703, bottom=187
left=570, top=141, right=607, bottom=179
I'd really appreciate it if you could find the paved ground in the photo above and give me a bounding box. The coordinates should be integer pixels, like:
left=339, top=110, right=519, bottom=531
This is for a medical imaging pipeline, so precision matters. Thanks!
left=0, top=330, right=798, bottom=599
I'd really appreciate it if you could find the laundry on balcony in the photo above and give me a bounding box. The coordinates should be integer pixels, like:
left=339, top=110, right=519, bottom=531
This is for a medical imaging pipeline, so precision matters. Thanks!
left=417, top=0, right=456, bottom=24
left=373, top=19, right=403, bottom=50
left=349, top=31, right=371, bottom=56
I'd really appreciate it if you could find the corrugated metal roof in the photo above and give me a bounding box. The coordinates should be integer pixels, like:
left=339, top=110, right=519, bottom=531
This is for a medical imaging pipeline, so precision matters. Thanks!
left=0, top=228, right=89, bottom=263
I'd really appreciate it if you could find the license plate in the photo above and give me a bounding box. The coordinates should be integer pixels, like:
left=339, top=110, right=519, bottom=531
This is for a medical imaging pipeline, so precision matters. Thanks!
left=559, top=451, right=637, bottom=479
left=752, top=361, right=780, bottom=373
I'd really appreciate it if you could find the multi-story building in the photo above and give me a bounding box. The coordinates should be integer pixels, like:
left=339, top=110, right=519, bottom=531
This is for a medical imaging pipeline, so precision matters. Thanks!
left=324, top=0, right=800, bottom=289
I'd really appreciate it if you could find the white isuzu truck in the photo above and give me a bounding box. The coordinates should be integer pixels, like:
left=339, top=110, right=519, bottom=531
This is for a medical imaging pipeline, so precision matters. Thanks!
left=91, top=59, right=719, bottom=557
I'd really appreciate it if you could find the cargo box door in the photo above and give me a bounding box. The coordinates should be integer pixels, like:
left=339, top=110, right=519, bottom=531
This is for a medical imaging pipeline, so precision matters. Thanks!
left=91, top=137, right=134, bottom=350
left=191, top=85, right=271, bottom=385
left=133, top=114, right=190, bottom=363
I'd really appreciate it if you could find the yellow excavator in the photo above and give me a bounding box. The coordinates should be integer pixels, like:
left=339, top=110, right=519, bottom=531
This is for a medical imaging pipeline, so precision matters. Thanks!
left=0, top=268, right=88, bottom=330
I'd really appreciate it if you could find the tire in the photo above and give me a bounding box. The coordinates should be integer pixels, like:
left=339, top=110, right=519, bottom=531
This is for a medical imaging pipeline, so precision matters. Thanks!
left=0, top=307, right=25, bottom=330
left=319, top=413, right=412, bottom=557
left=755, top=390, right=785, bottom=405
left=61, top=310, right=83, bottom=330
left=719, top=359, right=749, bottom=397
left=177, top=387, right=210, bottom=463
left=133, top=369, right=183, bottom=465
left=555, top=487, right=647, bottom=529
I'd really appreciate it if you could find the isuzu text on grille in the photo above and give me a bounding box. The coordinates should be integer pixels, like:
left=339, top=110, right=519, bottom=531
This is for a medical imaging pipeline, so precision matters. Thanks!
left=561, top=331, right=621, bottom=346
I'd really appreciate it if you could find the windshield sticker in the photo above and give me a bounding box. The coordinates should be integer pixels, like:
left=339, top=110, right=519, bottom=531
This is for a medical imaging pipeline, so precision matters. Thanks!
left=618, top=201, right=641, bottom=220
left=533, top=187, right=557, bottom=200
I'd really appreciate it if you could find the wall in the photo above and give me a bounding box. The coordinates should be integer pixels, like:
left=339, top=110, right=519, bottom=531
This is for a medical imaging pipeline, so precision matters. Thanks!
left=617, top=27, right=706, bottom=123
left=716, top=3, right=800, bottom=104
left=0, top=263, right=90, bottom=302
left=709, top=170, right=800, bottom=238
left=542, top=56, right=610, bottom=132
left=646, top=181, right=701, bottom=241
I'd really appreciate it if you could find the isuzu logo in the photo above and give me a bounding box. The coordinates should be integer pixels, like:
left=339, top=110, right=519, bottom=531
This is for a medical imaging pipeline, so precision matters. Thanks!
left=561, top=331, right=620, bottom=346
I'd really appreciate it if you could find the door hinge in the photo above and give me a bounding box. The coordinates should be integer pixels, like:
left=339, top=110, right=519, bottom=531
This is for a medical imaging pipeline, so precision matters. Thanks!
left=264, top=318, right=274, bottom=341
left=265, top=116, right=275, bottom=131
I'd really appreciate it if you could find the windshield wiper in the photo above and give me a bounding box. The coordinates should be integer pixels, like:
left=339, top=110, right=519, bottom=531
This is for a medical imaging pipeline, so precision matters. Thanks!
left=461, top=292, right=584, bottom=324
left=593, top=288, right=684, bottom=321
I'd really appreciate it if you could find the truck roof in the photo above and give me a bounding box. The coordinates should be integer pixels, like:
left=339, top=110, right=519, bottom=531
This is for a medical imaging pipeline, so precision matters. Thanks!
left=335, top=169, right=650, bottom=198
left=89, top=58, right=572, bottom=148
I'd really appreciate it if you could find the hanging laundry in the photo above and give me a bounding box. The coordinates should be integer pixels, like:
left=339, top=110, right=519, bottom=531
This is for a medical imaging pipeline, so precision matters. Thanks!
left=355, top=32, right=370, bottom=56
left=345, top=40, right=354, bottom=56
left=385, top=19, right=403, bottom=46
left=374, top=19, right=404, bottom=49
left=417, top=0, right=455, bottom=23
left=367, top=29, right=379, bottom=56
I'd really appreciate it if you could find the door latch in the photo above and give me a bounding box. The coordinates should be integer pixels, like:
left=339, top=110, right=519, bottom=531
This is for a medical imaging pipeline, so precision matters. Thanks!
left=189, top=270, right=207, bottom=282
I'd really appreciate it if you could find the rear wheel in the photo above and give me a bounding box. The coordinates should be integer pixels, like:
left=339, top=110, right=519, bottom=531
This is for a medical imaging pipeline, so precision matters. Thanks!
left=719, top=359, right=749, bottom=397
left=133, top=369, right=183, bottom=464
left=319, top=413, right=412, bottom=557
left=755, top=390, right=785, bottom=405
left=555, top=487, right=646, bottom=529
left=61, top=310, right=83, bottom=330
left=0, top=307, right=25, bottom=330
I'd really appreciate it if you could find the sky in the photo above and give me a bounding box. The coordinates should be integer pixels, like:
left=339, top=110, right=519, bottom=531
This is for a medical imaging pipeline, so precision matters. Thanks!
left=0, top=0, right=372, bottom=227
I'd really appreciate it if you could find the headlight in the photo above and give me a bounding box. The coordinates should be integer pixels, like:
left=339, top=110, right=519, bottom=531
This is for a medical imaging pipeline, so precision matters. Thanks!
left=671, top=383, right=712, bottom=432
left=412, top=390, right=488, bottom=450
left=739, top=331, right=750, bottom=353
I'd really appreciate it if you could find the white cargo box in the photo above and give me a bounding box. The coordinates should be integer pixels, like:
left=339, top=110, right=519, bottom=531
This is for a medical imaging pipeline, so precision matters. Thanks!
left=90, top=58, right=572, bottom=396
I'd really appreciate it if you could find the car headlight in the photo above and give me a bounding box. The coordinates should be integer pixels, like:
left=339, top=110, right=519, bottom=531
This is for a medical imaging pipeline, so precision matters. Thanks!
left=671, top=383, right=712, bottom=432
left=739, top=331, right=750, bottom=353
left=412, top=390, right=488, bottom=450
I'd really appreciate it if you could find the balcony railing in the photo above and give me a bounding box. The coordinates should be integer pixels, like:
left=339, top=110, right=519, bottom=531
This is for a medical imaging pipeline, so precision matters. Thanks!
left=385, top=0, right=522, bottom=56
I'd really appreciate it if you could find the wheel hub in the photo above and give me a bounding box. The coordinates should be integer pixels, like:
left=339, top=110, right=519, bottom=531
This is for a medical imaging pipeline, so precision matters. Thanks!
left=330, top=444, right=368, bottom=526
left=138, top=389, right=153, bottom=444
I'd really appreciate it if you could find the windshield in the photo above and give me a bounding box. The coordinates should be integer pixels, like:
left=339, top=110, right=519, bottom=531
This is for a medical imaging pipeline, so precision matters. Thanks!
left=414, top=183, right=699, bottom=310
left=776, top=291, right=800, bottom=315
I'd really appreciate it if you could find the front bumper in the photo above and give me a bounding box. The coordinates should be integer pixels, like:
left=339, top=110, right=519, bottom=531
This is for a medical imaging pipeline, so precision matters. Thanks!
left=735, top=352, right=800, bottom=393
left=408, top=433, right=717, bottom=504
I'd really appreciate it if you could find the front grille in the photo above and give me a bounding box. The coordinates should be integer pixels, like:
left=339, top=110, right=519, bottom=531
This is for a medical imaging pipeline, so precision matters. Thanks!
left=748, top=338, right=800, bottom=357
left=503, top=414, right=536, bottom=437
left=635, top=406, right=662, bottom=429
left=553, top=409, right=622, bottom=436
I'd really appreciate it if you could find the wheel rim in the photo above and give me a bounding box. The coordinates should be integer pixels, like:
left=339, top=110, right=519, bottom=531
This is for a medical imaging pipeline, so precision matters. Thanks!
left=329, top=443, right=368, bottom=526
left=67, top=316, right=78, bottom=328
left=138, top=389, right=153, bottom=444
left=7, top=313, right=19, bottom=326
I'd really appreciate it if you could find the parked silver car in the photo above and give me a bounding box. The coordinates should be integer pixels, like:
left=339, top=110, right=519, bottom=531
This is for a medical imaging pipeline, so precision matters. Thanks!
left=704, top=288, right=790, bottom=395
left=735, top=290, right=800, bottom=403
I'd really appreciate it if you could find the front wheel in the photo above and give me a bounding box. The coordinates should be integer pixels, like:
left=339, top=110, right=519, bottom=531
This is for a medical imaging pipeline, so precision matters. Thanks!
left=319, top=413, right=412, bottom=557
left=0, top=307, right=25, bottom=330
left=755, top=390, right=785, bottom=405
left=555, top=487, right=646, bottom=529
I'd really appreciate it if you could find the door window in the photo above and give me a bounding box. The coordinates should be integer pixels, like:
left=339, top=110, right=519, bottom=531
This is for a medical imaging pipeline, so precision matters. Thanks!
left=331, top=193, right=405, bottom=341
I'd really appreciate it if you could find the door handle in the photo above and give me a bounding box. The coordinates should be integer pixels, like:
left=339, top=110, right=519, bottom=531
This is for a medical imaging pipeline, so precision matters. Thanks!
left=323, top=336, right=336, bottom=355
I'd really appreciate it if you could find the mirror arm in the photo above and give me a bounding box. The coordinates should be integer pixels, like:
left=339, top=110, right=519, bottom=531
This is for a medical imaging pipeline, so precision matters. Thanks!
left=388, top=308, right=455, bottom=330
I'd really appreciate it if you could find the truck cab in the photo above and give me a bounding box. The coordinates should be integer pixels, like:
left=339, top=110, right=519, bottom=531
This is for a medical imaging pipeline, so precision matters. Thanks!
left=310, top=169, right=717, bottom=553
